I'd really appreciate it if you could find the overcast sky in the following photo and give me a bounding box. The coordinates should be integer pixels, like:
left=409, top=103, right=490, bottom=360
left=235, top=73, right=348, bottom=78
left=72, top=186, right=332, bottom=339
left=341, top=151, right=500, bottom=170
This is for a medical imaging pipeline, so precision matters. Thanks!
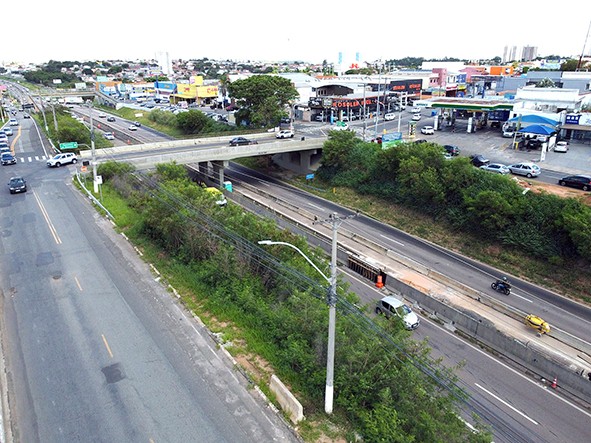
left=3, top=1, right=590, bottom=65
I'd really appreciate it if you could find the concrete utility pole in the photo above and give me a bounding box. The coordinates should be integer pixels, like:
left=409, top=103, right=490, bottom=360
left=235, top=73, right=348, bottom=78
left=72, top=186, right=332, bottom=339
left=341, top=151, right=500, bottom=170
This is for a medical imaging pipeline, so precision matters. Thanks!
left=312, top=211, right=358, bottom=414
left=86, top=100, right=98, bottom=193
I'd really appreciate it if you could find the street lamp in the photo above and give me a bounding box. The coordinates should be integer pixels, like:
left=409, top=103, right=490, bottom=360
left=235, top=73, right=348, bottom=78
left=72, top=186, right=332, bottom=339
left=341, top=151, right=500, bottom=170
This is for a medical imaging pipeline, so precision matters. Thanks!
left=85, top=100, right=98, bottom=193
left=258, top=238, right=337, bottom=414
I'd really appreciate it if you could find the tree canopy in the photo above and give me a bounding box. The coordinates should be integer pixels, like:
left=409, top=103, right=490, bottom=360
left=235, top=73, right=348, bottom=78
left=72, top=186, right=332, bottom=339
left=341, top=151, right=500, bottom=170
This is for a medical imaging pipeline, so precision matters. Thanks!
left=228, top=75, right=298, bottom=127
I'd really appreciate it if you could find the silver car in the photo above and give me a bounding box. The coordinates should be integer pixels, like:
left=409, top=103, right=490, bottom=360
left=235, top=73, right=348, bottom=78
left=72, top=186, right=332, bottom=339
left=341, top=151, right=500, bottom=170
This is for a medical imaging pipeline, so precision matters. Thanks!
left=480, top=163, right=510, bottom=174
left=508, top=162, right=541, bottom=178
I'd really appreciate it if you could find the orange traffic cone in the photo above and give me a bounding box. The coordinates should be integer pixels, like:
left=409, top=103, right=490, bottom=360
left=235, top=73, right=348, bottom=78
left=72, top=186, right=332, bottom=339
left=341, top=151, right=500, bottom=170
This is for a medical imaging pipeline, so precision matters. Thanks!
left=551, top=377, right=557, bottom=389
left=376, top=275, right=384, bottom=289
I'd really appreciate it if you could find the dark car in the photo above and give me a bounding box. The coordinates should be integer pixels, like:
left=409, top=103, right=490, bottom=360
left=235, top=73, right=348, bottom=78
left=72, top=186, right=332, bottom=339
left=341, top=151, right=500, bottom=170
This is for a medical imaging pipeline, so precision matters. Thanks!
left=106, top=116, right=116, bottom=122
left=8, top=176, right=26, bottom=194
left=133, top=121, right=142, bottom=127
left=470, top=154, right=490, bottom=167
left=1, top=152, right=16, bottom=165
left=229, top=137, right=257, bottom=146
left=443, top=144, right=460, bottom=156
left=558, top=175, right=591, bottom=191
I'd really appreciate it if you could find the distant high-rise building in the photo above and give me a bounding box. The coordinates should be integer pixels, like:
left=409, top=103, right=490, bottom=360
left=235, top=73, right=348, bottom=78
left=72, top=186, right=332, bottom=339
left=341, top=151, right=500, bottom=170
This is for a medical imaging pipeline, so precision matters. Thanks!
left=155, top=51, right=173, bottom=76
left=522, top=46, right=538, bottom=61
left=509, top=46, right=518, bottom=62
left=502, top=46, right=509, bottom=63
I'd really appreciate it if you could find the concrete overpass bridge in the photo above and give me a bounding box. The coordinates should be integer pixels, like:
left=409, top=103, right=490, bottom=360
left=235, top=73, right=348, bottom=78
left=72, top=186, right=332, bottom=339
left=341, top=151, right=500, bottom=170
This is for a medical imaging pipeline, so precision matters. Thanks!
left=79, top=133, right=325, bottom=186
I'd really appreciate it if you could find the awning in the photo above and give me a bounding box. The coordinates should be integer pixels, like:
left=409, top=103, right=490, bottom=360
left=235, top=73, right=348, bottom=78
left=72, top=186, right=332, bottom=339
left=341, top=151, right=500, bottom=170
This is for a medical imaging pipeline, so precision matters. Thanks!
left=560, top=124, right=591, bottom=132
left=508, top=114, right=559, bottom=126
left=519, top=124, right=556, bottom=135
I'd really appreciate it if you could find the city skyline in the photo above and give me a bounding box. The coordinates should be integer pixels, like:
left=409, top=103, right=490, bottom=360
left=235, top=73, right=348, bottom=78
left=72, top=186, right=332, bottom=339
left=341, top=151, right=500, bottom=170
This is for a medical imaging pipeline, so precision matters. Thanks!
left=2, top=2, right=589, bottom=65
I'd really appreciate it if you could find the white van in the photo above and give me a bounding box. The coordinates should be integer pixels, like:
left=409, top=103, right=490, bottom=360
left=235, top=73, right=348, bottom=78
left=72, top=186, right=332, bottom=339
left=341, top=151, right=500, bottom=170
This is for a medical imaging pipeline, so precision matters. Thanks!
left=375, top=296, right=420, bottom=330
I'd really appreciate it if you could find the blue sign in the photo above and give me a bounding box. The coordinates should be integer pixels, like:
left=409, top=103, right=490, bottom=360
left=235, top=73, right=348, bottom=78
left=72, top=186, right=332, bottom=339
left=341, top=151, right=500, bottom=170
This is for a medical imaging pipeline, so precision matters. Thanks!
left=565, top=114, right=581, bottom=125
left=306, top=174, right=315, bottom=180
left=382, top=132, right=403, bottom=148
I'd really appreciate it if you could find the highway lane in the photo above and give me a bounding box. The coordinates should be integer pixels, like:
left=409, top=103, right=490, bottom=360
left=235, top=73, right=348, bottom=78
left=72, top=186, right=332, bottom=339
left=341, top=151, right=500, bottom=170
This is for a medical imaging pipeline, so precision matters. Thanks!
left=341, top=269, right=591, bottom=443
left=223, top=163, right=591, bottom=353
left=0, top=119, right=298, bottom=442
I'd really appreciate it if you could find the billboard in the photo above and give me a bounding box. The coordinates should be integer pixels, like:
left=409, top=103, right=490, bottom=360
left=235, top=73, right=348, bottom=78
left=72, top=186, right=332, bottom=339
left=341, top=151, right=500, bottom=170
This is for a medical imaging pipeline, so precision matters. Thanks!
left=382, top=132, right=403, bottom=149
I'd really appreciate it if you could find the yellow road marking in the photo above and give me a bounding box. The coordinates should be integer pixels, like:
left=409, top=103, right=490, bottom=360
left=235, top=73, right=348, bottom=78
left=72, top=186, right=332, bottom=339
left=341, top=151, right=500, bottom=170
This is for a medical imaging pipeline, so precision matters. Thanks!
left=33, top=191, right=62, bottom=244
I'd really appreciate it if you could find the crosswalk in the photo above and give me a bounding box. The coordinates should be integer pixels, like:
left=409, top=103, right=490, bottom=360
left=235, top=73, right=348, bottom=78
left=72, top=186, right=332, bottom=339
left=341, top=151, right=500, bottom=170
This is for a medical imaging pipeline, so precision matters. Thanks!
left=16, top=155, right=50, bottom=163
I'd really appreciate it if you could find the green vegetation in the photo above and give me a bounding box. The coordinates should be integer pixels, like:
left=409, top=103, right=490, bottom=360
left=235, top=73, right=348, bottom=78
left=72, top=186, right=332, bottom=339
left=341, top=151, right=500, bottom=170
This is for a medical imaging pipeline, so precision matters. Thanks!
left=94, top=161, right=492, bottom=442
left=306, top=131, right=591, bottom=300
left=228, top=75, right=298, bottom=127
left=35, top=105, right=112, bottom=151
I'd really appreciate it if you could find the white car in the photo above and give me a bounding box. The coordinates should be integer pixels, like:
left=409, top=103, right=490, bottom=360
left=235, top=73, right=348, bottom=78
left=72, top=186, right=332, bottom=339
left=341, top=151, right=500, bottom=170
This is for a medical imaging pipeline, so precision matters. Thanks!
left=554, top=141, right=569, bottom=152
left=375, top=296, right=419, bottom=330
left=103, top=132, right=115, bottom=140
left=420, top=126, right=434, bottom=135
left=128, top=125, right=138, bottom=131
left=411, top=113, right=421, bottom=121
left=47, top=152, right=77, bottom=167
left=384, top=112, right=396, bottom=121
left=276, top=129, right=294, bottom=139
left=98, top=112, right=107, bottom=118
left=9, top=118, right=18, bottom=126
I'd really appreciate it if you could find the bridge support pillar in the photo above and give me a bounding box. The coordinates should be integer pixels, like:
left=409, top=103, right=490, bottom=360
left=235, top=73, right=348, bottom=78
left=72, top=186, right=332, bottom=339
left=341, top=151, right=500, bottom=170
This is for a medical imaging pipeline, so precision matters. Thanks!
left=212, top=160, right=229, bottom=188
left=272, top=149, right=319, bottom=174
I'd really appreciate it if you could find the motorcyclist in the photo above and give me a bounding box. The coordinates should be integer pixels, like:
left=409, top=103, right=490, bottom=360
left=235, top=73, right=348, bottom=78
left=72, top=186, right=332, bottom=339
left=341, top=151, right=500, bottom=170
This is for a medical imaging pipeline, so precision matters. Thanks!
left=496, top=276, right=511, bottom=290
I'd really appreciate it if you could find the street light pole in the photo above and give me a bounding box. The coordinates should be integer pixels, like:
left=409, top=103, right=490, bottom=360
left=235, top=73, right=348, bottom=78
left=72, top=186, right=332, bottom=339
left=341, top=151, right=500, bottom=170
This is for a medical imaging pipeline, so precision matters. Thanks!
left=86, top=100, right=98, bottom=193
left=259, top=212, right=357, bottom=414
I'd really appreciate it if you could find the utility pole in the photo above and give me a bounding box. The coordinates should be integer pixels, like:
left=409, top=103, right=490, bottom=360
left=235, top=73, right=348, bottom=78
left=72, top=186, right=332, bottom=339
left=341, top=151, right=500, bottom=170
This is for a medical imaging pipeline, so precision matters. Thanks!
left=87, top=100, right=98, bottom=193
left=38, top=94, right=49, bottom=132
left=313, top=210, right=358, bottom=414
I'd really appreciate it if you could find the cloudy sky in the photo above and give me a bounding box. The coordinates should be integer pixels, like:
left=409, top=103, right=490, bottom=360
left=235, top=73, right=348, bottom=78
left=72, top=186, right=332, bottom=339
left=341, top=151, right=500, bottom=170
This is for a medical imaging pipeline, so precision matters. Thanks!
left=3, top=1, right=590, bottom=65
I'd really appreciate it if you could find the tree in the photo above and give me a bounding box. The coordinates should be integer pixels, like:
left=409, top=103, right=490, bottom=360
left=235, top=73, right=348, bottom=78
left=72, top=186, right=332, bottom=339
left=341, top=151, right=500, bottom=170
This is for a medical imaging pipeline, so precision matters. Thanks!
left=561, top=59, right=585, bottom=71
left=175, top=110, right=211, bottom=134
left=227, top=75, right=298, bottom=127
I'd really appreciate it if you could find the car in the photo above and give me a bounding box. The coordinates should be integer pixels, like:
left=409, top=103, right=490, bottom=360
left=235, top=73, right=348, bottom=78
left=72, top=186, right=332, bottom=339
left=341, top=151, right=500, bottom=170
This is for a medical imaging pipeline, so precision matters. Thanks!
left=106, top=116, right=116, bottom=122
left=103, top=132, right=115, bottom=140
left=502, top=129, right=515, bottom=138
left=1, top=152, right=16, bottom=165
left=314, top=114, right=324, bottom=122
left=23, top=113, right=30, bottom=119
left=443, top=144, right=460, bottom=156
left=3, top=127, right=13, bottom=136
left=229, top=137, right=257, bottom=146
left=508, top=162, right=541, bottom=178
left=558, top=175, right=591, bottom=191
left=276, top=129, right=294, bottom=139
left=128, top=125, right=138, bottom=131
left=375, top=296, right=420, bottom=330
left=98, top=112, right=106, bottom=118
left=384, top=112, right=396, bottom=121
left=411, top=113, right=421, bottom=121
left=554, top=141, right=569, bottom=153
left=8, top=176, right=26, bottom=194
left=420, top=126, right=434, bottom=135
left=470, top=154, right=490, bottom=167
left=480, top=163, right=510, bottom=174
left=9, top=118, right=18, bottom=126
left=413, top=139, right=428, bottom=144
left=47, top=152, right=78, bottom=167
left=133, top=121, right=142, bottom=127
left=0, top=143, right=10, bottom=153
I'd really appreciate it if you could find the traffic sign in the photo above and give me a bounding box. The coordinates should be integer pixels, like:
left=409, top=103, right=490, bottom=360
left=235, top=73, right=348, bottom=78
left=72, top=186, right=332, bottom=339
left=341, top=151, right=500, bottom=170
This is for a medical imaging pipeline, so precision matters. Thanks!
left=59, top=142, right=78, bottom=150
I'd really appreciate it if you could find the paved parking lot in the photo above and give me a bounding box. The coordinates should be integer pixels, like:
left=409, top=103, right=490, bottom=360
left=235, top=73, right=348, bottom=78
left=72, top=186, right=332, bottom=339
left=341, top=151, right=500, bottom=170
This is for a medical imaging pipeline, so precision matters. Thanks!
left=298, top=114, right=591, bottom=177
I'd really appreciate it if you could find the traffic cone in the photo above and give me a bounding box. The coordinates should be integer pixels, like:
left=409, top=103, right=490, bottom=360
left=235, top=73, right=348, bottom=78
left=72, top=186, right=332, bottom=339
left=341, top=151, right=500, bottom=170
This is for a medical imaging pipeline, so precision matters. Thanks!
left=376, top=275, right=384, bottom=289
left=551, top=377, right=557, bottom=389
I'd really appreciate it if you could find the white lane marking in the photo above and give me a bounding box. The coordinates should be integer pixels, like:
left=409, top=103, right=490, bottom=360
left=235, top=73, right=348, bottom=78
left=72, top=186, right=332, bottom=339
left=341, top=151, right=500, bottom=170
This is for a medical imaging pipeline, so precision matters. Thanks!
left=475, top=383, right=539, bottom=425
left=511, top=292, right=533, bottom=303
left=307, top=202, right=324, bottom=211
left=379, top=234, right=405, bottom=246
left=431, top=318, right=591, bottom=419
